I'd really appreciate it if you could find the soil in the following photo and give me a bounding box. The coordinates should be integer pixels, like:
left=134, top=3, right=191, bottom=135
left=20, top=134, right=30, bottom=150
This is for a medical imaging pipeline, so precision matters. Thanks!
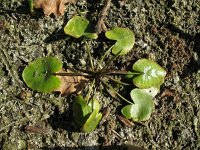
left=0, top=0, right=200, bottom=150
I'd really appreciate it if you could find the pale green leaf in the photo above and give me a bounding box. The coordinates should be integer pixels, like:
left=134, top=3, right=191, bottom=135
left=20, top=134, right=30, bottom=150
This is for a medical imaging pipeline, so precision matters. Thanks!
left=105, top=27, right=135, bottom=55
left=132, top=59, right=166, bottom=88
left=121, top=89, right=154, bottom=122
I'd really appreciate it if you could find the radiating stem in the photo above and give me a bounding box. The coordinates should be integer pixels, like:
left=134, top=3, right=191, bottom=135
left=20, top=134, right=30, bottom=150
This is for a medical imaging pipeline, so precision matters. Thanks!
left=99, top=50, right=121, bottom=73
left=52, top=72, right=92, bottom=77
left=105, top=70, right=141, bottom=75
left=100, top=79, right=133, bottom=104
left=96, top=45, right=113, bottom=70
left=85, top=79, right=96, bottom=102
left=106, top=76, right=130, bottom=86
left=85, top=41, right=94, bottom=71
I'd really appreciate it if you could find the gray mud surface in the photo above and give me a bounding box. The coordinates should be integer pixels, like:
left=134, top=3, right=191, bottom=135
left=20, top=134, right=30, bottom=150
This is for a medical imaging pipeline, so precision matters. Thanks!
left=0, top=0, right=200, bottom=149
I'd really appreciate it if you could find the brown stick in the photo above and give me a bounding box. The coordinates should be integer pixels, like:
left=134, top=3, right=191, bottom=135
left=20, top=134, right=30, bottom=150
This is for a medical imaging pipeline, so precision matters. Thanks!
left=96, top=0, right=112, bottom=33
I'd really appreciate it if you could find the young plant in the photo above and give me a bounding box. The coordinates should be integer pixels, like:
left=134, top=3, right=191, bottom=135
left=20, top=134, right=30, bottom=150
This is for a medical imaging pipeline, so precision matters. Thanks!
left=22, top=16, right=166, bottom=132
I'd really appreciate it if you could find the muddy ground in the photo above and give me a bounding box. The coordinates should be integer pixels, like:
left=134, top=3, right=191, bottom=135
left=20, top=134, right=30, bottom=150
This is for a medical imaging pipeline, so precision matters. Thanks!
left=0, top=0, right=200, bottom=149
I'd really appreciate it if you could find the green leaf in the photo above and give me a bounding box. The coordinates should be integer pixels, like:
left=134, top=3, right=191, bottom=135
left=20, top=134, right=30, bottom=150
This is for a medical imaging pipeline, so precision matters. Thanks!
left=28, top=0, right=34, bottom=13
left=82, top=110, right=102, bottom=133
left=83, top=32, right=98, bottom=39
left=22, top=57, right=62, bottom=93
left=73, top=95, right=92, bottom=126
left=142, top=87, right=160, bottom=98
left=64, top=16, right=97, bottom=39
left=105, top=27, right=135, bottom=55
left=88, top=99, right=100, bottom=112
left=121, top=89, right=154, bottom=122
left=132, top=59, right=166, bottom=88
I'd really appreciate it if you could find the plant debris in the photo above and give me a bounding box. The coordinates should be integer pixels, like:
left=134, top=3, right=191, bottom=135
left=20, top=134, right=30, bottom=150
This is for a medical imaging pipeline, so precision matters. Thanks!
left=54, top=69, right=89, bottom=95
left=34, top=0, right=77, bottom=16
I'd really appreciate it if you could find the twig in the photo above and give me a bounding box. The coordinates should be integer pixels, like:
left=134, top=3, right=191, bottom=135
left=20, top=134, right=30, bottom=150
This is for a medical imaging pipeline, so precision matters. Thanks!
left=96, top=0, right=112, bottom=33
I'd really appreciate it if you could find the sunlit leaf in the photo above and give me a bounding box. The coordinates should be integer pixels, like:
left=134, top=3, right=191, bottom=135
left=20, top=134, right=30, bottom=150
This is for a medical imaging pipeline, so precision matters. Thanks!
left=142, top=87, right=160, bottom=98
left=88, top=98, right=100, bottom=112
left=73, top=95, right=92, bottom=126
left=121, top=89, right=154, bottom=122
left=105, top=27, right=135, bottom=55
left=82, top=109, right=102, bottom=133
left=22, top=57, right=62, bottom=93
left=64, top=16, right=97, bottom=39
left=132, top=59, right=166, bottom=88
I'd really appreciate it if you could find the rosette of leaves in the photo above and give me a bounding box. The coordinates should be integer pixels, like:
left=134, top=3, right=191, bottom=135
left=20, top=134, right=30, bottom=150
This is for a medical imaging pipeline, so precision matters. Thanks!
left=121, top=88, right=154, bottom=122
left=73, top=95, right=102, bottom=133
left=22, top=57, right=62, bottom=93
left=105, top=27, right=135, bottom=55
left=64, top=16, right=98, bottom=39
left=127, top=59, right=166, bottom=89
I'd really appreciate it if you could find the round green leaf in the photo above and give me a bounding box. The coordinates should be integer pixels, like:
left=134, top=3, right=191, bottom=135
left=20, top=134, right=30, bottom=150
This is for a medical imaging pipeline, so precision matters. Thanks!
left=105, top=27, right=135, bottom=55
left=64, top=16, right=89, bottom=38
left=22, top=57, right=62, bottom=93
left=121, top=89, right=154, bottom=122
left=73, top=95, right=92, bottom=126
left=132, top=59, right=166, bottom=88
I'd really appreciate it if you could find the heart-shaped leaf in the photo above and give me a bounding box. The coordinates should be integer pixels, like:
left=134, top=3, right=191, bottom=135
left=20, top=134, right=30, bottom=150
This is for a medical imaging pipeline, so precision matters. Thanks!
left=64, top=16, right=97, bottom=39
left=73, top=95, right=92, bottom=126
left=22, top=57, right=62, bottom=93
left=121, top=89, right=154, bottom=122
left=105, top=27, right=135, bottom=55
left=132, top=59, right=166, bottom=88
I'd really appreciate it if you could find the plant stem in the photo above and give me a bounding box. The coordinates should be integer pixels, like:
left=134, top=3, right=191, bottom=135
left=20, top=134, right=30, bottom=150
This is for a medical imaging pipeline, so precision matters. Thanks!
left=99, top=50, right=121, bottom=73
left=85, top=79, right=96, bottom=102
left=100, top=79, right=133, bottom=104
left=96, top=45, right=113, bottom=70
left=52, top=72, right=93, bottom=77
left=106, top=76, right=130, bottom=86
left=105, top=70, right=141, bottom=75
left=85, top=41, right=94, bottom=71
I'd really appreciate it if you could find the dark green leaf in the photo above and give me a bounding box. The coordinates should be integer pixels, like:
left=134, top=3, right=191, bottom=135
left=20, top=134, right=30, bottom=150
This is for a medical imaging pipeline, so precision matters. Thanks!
left=22, top=57, right=62, bottom=93
left=105, top=27, right=135, bottom=55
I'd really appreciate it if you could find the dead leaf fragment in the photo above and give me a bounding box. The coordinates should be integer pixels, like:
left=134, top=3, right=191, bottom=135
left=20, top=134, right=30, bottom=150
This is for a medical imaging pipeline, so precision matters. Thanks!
left=34, top=0, right=77, bottom=16
left=54, top=69, right=88, bottom=95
